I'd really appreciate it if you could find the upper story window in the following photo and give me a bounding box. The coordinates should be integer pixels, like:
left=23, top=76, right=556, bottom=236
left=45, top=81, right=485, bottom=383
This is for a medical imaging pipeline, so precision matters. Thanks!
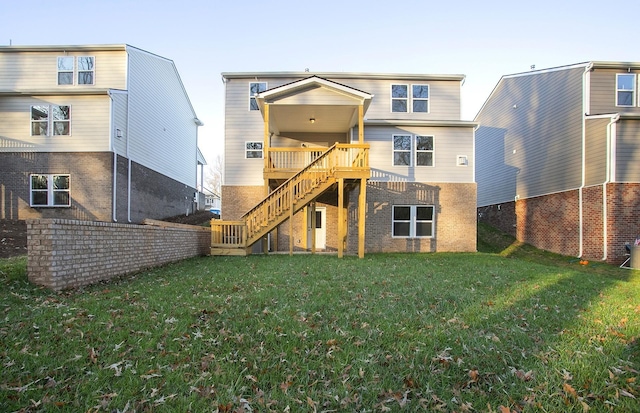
left=412, top=85, right=429, bottom=112
left=249, top=82, right=267, bottom=110
left=77, top=57, right=95, bottom=85
left=617, top=74, right=636, bottom=107
left=57, top=57, right=74, bottom=85
left=245, top=141, right=263, bottom=158
left=391, top=85, right=408, bottom=112
left=30, top=174, right=71, bottom=207
left=393, top=134, right=435, bottom=166
left=57, top=56, right=95, bottom=85
left=31, top=105, right=71, bottom=136
left=391, top=84, right=430, bottom=113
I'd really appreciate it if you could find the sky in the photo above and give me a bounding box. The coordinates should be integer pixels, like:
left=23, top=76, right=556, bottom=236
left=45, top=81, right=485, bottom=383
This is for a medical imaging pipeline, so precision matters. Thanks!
left=2, top=0, right=638, bottom=177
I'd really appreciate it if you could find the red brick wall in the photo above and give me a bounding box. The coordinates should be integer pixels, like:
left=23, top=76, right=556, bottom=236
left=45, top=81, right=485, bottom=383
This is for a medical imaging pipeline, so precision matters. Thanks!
left=478, top=184, right=640, bottom=264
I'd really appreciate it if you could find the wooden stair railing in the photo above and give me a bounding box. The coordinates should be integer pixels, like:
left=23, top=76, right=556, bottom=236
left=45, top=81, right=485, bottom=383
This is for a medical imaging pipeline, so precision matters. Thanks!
left=211, top=143, right=369, bottom=253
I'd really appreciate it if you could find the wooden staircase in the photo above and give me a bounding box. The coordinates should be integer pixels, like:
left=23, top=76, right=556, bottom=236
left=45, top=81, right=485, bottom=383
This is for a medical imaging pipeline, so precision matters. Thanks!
left=211, top=143, right=369, bottom=255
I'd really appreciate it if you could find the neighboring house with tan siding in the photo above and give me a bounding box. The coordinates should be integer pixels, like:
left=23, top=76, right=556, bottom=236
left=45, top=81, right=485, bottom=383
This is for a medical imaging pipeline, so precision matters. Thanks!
left=475, top=61, right=640, bottom=264
left=214, top=72, right=477, bottom=257
left=0, top=44, right=205, bottom=223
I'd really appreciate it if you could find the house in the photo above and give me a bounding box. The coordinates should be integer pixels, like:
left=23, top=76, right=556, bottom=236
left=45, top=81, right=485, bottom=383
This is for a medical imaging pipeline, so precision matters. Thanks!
left=475, top=62, right=640, bottom=263
left=212, top=72, right=477, bottom=257
left=0, top=44, right=204, bottom=224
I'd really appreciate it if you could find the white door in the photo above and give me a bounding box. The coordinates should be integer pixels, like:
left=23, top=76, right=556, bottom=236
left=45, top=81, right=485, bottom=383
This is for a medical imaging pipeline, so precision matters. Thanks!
left=307, top=207, right=326, bottom=250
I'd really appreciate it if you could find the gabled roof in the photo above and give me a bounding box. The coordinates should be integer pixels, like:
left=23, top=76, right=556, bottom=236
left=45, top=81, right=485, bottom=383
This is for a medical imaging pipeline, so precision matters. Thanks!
left=254, top=76, right=374, bottom=135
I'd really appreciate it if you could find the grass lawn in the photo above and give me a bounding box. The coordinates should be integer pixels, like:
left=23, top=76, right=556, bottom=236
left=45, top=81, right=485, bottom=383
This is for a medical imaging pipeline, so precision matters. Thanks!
left=1, top=225, right=638, bottom=412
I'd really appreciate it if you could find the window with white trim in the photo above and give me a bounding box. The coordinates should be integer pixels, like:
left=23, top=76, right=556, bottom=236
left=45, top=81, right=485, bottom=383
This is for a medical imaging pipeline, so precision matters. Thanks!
left=30, top=174, right=70, bottom=207
left=415, top=135, right=434, bottom=166
left=392, top=84, right=430, bottom=112
left=31, top=105, right=71, bottom=136
left=245, top=141, right=263, bottom=158
left=77, top=56, right=95, bottom=85
left=249, top=82, right=267, bottom=110
left=391, top=84, right=408, bottom=112
left=392, top=134, right=435, bottom=166
left=57, top=57, right=74, bottom=85
left=617, top=73, right=636, bottom=107
left=57, top=56, right=95, bottom=85
left=393, top=135, right=412, bottom=165
left=412, top=84, right=429, bottom=112
left=392, top=205, right=434, bottom=238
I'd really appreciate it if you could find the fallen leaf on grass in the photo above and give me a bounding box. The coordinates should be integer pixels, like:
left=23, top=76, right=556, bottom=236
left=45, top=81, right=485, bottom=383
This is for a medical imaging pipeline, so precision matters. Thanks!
left=563, top=382, right=578, bottom=398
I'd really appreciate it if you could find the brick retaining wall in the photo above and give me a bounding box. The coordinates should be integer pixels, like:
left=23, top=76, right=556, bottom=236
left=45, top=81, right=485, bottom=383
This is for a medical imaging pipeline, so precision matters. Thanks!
left=26, top=219, right=210, bottom=291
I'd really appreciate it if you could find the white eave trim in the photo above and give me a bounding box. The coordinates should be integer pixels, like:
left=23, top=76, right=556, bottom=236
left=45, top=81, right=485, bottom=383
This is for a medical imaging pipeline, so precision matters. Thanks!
left=364, top=119, right=478, bottom=128
left=222, top=71, right=465, bottom=82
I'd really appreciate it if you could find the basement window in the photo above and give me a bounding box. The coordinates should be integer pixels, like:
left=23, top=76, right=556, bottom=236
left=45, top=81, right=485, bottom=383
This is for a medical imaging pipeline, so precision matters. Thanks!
left=30, top=174, right=71, bottom=207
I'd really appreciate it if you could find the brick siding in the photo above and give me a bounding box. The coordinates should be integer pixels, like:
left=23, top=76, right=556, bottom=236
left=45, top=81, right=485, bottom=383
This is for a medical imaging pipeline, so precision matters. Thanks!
left=26, top=219, right=210, bottom=291
left=477, top=183, right=640, bottom=264
left=1, top=152, right=198, bottom=223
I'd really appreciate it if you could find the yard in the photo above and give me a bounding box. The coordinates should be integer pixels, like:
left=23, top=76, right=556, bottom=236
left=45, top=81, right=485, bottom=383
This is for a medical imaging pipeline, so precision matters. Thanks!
left=0, top=225, right=638, bottom=412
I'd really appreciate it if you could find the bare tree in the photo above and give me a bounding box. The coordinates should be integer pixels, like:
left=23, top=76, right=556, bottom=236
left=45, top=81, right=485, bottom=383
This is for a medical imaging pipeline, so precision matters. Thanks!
left=205, top=154, right=223, bottom=195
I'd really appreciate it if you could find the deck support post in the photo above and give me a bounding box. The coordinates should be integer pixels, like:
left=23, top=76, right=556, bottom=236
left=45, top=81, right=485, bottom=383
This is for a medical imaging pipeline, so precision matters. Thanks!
left=310, top=201, right=317, bottom=254
left=338, top=178, right=345, bottom=258
left=358, top=178, right=366, bottom=259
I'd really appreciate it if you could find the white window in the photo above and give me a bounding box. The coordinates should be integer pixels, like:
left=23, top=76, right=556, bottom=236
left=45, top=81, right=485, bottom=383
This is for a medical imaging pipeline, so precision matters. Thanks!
left=412, top=84, right=429, bottom=112
left=245, top=141, right=263, bottom=158
left=415, top=135, right=434, bottom=166
left=392, top=135, right=435, bottom=166
left=393, top=135, right=412, bottom=165
left=391, top=84, right=408, bottom=112
left=77, top=56, right=95, bottom=85
left=392, top=205, right=434, bottom=238
left=30, top=174, right=70, bottom=207
left=57, top=56, right=95, bottom=85
left=249, top=82, right=267, bottom=110
left=31, top=105, right=71, bottom=136
left=392, top=84, right=430, bottom=113
left=617, top=73, right=636, bottom=107
left=57, top=57, right=74, bottom=85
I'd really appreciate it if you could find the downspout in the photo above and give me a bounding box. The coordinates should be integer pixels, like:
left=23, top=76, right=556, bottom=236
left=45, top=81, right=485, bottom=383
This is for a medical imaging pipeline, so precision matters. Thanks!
left=108, top=90, right=117, bottom=222
left=126, top=52, right=132, bottom=223
left=602, top=114, right=620, bottom=261
left=579, top=63, right=594, bottom=258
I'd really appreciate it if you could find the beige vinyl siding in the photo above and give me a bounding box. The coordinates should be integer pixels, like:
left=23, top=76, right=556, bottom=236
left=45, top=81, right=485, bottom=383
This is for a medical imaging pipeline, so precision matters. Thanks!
left=0, top=95, right=111, bottom=152
left=364, top=125, right=474, bottom=183
left=590, top=68, right=640, bottom=116
left=332, top=78, right=460, bottom=120
left=110, top=91, right=128, bottom=155
left=475, top=67, right=585, bottom=205
left=224, top=78, right=268, bottom=186
left=0, top=49, right=127, bottom=91
left=615, top=120, right=640, bottom=182
left=224, top=74, right=464, bottom=185
left=584, top=118, right=610, bottom=186
left=126, top=47, right=198, bottom=187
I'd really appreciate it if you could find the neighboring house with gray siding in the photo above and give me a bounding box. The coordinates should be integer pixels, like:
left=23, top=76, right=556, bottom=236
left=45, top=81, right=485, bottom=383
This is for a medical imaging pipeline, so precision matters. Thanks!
left=216, top=72, right=477, bottom=256
left=475, top=61, right=640, bottom=263
left=0, top=44, right=204, bottom=223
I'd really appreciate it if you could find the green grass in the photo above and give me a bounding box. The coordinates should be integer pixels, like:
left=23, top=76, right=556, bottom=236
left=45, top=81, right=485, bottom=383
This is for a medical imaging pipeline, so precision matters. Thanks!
left=1, top=229, right=638, bottom=412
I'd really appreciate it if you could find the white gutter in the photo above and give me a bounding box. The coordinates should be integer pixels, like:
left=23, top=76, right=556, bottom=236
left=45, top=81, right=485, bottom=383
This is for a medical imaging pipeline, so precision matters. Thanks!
left=602, top=114, right=620, bottom=261
left=578, top=62, right=594, bottom=258
left=108, top=90, right=117, bottom=222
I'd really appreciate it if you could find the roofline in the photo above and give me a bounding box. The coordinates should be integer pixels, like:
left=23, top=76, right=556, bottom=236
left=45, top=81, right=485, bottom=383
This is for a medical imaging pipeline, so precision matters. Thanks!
left=258, top=76, right=373, bottom=100
left=222, top=71, right=465, bottom=82
left=0, top=89, right=111, bottom=96
left=364, top=119, right=478, bottom=128
left=0, top=44, right=128, bottom=52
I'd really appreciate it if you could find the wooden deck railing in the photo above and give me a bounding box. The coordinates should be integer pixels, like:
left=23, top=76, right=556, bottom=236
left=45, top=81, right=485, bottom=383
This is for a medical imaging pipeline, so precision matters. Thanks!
left=211, top=143, right=369, bottom=251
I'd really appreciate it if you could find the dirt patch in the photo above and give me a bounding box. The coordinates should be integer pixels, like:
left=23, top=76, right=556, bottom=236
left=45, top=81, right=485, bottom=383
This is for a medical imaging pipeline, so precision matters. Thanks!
left=161, top=210, right=217, bottom=226
left=1, top=220, right=28, bottom=258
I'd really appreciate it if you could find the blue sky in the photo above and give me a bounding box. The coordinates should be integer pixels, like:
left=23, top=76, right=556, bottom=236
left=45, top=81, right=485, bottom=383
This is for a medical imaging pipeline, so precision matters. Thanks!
left=2, top=0, right=638, bottom=168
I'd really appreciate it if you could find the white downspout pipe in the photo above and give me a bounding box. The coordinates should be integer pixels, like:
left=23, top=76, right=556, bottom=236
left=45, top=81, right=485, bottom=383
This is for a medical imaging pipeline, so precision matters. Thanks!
left=602, top=114, right=620, bottom=261
left=108, top=90, right=117, bottom=222
left=579, top=63, right=594, bottom=258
